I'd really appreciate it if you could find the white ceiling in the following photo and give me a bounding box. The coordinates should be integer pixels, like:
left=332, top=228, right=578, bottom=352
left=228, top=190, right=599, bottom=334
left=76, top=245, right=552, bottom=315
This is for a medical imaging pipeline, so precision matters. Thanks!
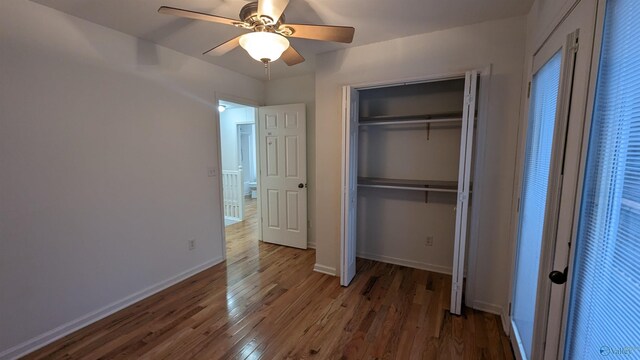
left=31, top=0, right=533, bottom=80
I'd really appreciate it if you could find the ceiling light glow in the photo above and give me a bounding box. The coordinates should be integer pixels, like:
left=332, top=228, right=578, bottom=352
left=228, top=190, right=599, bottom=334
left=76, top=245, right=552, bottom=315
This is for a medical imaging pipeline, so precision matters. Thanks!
left=239, top=32, right=290, bottom=63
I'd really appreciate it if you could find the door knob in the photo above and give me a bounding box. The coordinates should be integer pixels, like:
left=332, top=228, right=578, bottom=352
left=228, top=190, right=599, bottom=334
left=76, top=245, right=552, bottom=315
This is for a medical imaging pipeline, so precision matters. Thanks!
left=298, top=183, right=305, bottom=189
left=549, top=267, right=568, bottom=284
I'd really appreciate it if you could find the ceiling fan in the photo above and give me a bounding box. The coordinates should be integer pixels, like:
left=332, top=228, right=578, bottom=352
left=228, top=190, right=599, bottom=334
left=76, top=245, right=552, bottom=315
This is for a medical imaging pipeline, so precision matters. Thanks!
left=158, top=0, right=355, bottom=72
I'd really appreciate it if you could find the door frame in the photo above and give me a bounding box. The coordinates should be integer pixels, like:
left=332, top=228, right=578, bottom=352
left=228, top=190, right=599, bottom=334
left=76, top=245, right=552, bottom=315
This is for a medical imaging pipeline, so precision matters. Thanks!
left=555, top=0, right=607, bottom=357
left=214, top=92, right=262, bottom=260
left=508, top=36, right=576, bottom=360
left=339, top=67, right=491, bottom=309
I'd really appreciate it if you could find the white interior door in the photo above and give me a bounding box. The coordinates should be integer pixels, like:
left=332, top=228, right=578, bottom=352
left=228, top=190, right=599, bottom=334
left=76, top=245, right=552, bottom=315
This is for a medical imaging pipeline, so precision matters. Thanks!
left=509, top=1, right=597, bottom=358
left=258, top=104, right=307, bottom=249
left=340, top=86, right=358, bottom=286
left=450, top=70, right=477, bottom=315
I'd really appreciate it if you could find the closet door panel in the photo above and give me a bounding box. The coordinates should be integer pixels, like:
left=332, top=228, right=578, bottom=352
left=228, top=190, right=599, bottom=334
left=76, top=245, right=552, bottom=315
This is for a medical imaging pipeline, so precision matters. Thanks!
left=451, top=70, right=478, bottom=315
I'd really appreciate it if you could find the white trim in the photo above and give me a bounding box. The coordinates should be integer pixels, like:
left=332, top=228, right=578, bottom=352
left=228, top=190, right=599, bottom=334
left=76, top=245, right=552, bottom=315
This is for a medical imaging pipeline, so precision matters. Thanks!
left=511, top=320, right=528, bottom=360
left=343, top=69, right=469, bottom=91
left=313, top=264, right=337, bottom=276
left=307, top=240, right=316, bottom=249
left=471, top=300, right=504, bottom=316
left=214, top=92, right=228, bottom=260
left=502, top=306, right=511, bottom=335
left=556, top=1, right=606, bottom=357
left=356, top=252, right=453, bottom=275
left=0, top=257, right=224, bottom=360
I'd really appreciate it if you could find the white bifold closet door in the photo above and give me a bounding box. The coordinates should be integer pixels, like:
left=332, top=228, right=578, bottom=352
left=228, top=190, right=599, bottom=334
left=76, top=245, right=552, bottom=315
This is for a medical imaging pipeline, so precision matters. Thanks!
left=341, top=87, right=359, bottom=286
left=450, top=70, right=477, bottom=315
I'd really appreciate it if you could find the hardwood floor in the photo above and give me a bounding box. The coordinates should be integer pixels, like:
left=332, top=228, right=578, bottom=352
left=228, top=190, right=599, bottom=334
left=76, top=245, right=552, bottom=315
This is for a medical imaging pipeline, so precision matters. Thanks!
left=24, top=198, right=513, bottom=359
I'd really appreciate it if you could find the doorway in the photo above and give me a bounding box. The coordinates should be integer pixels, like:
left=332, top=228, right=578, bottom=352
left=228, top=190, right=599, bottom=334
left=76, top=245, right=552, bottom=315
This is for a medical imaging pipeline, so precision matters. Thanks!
left=218, top=100, right=260, bottom=251
left=216, top=100, right=309, bottom=257
left=508, top=0, right=598, bottom=358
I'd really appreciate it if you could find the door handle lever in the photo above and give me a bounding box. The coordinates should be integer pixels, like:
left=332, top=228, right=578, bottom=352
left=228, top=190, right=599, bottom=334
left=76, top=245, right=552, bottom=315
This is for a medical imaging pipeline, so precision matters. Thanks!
left=549, top=267, right=568, bottom=285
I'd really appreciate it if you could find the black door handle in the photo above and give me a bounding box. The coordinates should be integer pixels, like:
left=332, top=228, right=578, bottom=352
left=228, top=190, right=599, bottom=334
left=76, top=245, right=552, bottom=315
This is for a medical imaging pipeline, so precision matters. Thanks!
left=549, top=267, right=568, bottom=284
left=298, top=183, right=305, bottom=189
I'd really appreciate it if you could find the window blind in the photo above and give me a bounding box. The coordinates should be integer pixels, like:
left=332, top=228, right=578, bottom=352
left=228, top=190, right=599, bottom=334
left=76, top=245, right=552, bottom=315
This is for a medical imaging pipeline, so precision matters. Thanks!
left=565, top=0, right=640, bottom=358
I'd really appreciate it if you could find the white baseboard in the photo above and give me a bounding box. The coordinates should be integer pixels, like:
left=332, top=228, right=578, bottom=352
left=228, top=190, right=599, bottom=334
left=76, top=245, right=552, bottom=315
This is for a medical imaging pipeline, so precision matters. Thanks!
left=471, top=300, right=503, bottom=315
left=0, top=256, right=224, bottom=360
left=307, top=240, right=316, bottom=249
left=313, top=263, right=337, bottom=276
left=356, top=252, right=452, bottom=275
left=501, top=307, right=510, bottom=335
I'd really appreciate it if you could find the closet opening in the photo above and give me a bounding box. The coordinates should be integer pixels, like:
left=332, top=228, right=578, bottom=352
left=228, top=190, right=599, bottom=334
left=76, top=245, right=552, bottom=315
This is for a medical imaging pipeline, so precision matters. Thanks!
left=341, top=70, right=485, bottom=315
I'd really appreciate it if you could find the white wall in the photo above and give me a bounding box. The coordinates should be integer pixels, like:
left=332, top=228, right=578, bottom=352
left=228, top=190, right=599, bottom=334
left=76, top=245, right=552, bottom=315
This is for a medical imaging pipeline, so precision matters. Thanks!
left=264, top=74, right=316, bottom=248
left=314, top=16, right=527, bottom=316
left=527, top=0, right=578, bottom=52
left=0, top=0, right=264, bottom=357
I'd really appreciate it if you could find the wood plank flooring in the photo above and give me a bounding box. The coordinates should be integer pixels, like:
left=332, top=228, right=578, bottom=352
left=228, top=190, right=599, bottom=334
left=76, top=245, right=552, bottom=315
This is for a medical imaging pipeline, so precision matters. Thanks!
left=24, top=198, right=513, bottom=359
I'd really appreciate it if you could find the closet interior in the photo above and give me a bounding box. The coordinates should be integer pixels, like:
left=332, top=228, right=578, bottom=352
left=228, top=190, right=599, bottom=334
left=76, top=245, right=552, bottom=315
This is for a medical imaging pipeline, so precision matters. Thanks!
left=342, top=71, right=479, bottom=314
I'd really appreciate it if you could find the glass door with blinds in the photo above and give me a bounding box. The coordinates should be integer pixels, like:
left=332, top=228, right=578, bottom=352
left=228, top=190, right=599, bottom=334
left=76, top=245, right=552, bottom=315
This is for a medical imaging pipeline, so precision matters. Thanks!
left=510, top=48, right=563, bottom=360
left=562, top=0, right=640, bottom=358
left=509, top=0, right=599, bottom=359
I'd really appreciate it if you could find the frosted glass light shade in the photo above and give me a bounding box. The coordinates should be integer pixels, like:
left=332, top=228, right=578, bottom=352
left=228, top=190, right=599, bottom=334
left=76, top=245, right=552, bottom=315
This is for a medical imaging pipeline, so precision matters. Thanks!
left=239, top=32, right=290, bottom=62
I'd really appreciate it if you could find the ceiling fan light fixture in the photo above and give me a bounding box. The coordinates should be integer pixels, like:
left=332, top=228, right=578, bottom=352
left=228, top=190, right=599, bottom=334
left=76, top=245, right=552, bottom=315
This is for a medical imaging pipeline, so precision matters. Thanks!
left=239, top=32, right=290, bottom=63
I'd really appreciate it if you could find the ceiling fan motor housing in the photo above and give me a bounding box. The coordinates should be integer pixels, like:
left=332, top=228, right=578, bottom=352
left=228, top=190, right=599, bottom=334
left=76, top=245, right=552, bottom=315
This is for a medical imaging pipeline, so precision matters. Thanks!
left=239, top=2, right=285, bottom=29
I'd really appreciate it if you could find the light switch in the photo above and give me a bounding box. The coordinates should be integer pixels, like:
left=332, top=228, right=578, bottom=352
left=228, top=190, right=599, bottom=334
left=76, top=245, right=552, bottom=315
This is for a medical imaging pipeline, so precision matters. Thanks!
left=208, top=167, right=216, bottom=177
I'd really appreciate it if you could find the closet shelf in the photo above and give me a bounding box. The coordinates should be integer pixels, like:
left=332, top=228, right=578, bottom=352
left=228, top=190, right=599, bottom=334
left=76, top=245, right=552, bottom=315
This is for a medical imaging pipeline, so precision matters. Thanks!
left=359, top=112, right=463, bottom=126
left=357, top=177, right=462, bottom=193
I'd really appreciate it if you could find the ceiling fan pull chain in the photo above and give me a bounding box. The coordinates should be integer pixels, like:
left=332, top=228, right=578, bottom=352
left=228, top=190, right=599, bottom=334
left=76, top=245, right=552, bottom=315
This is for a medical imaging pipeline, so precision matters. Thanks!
left=263, top=60, right=271, bottom=80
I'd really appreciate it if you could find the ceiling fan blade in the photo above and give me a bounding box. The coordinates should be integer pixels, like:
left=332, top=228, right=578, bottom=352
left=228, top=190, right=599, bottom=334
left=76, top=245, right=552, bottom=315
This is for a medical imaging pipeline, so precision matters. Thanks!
left=158, top=6, right=240, bottom=27
left=203, top=36, right=242, bottom=56
left=257, top=0, right=289, bottom=23
left=281, top=45, right=305, bottom=66
left=284, top=23, right=355, bottom=43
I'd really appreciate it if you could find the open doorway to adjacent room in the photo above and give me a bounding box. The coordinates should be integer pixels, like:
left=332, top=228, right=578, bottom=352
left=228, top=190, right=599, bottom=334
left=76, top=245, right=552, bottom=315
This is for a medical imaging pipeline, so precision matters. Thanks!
left=218, top=100, right=259, bottom=251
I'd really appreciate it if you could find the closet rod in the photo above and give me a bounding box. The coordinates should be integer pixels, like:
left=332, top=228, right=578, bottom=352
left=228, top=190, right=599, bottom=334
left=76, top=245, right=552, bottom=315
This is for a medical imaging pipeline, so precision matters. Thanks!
left=359, top=118, right=462, bottom=127
left=357, top=184, right=458, bottom=193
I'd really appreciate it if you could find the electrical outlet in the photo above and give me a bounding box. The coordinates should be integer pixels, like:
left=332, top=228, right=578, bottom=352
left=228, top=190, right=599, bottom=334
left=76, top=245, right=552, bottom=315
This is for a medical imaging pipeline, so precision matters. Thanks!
left=207, top=167, right=216, bottom=177
left=425, top=236, right=434, bottom=247
left=188, top=239, right=196, bottom=251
